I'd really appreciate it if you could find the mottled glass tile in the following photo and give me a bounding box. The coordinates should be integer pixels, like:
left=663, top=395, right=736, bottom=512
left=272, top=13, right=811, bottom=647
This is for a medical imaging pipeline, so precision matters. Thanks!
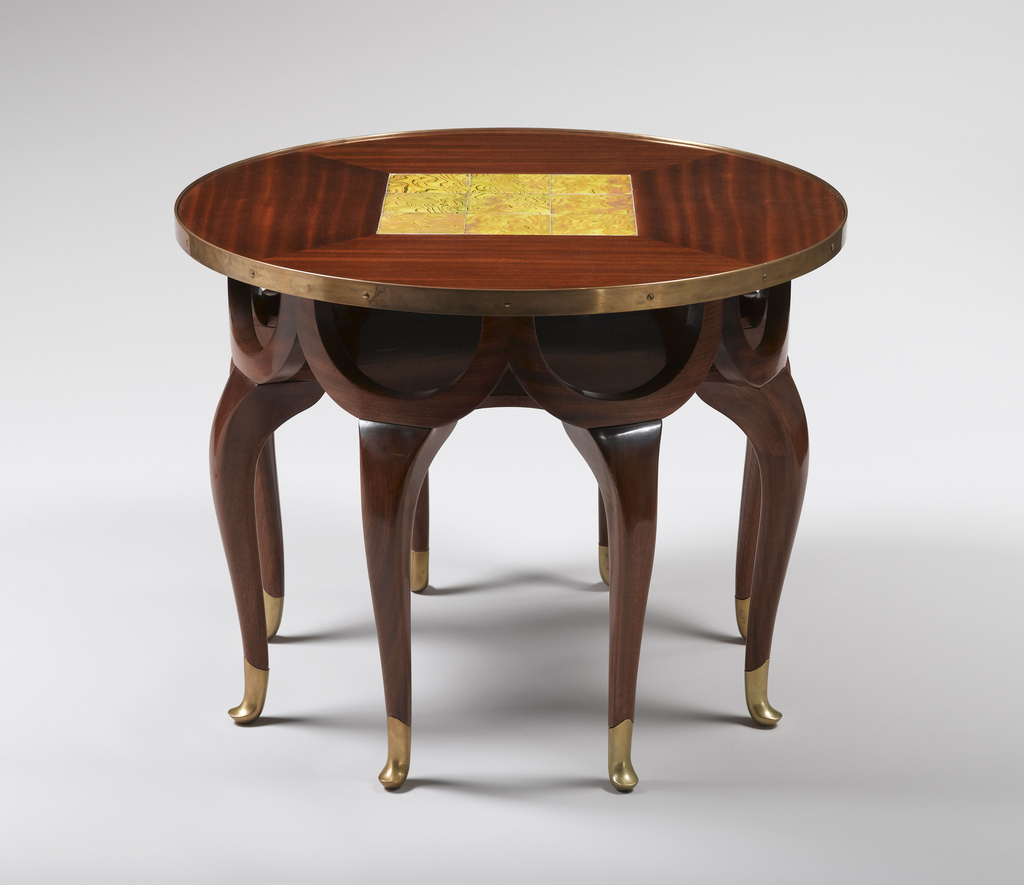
left=551, top=194, right=635, bottom=215
left=550, top=174, right=632, bottom=195
left=550, top=215, right=637, bottom=236
left=380, top=192, right=468, bottom=214
left=386, top=174, right=470, bottom=194
left=377, top=213, right=466, bottom=234
left=469, top=173, right=550, bottom=194
left=378, top=172, right=636, bottom=235
left=465, top=214, right=551, bottom=235
left=467, top=192, right=551, bottom=215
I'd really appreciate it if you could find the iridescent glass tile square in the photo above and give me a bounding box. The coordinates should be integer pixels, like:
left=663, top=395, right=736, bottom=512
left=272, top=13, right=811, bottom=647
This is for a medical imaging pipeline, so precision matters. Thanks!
left=380, top=192, right=468, bottom=214
left=551, top=194, right=635, bottom=215
left=550, top=215, right=637, bottom=236
left=469, top=173, right=550, bottom=194
left=385, top=174, right=471, bottom=194
left=467, top=193, right=551, bottom=215
left=465, top=214, right=551, bottom=235
left=550, top=174, right=632, bottom=195
left=377, top=213, right=466, bottom=234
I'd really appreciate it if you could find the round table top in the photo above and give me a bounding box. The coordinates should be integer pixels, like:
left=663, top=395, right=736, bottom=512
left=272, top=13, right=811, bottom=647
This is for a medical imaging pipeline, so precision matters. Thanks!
left=175, top=129, right=847, bottom=316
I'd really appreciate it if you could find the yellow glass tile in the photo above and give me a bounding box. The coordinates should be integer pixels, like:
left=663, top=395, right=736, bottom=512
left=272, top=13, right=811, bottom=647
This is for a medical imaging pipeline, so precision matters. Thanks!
left=467, top=192, right=550, bottom=215
left=551, top=174, right=632, bottom=195
left=378, top=213, right=466, bottom=234
left=465, top=214, right=551, bottom=235
left=378, top=172, right=637, bottom=235
left=381, top=192, right=468, bottom=214
left=550, top=215, right=637, bottom=236
left=386, top=174, right=470, bottom=194
left=469, top=173, right=549, bottom=194
left=551, top=194, right=634, bottom=215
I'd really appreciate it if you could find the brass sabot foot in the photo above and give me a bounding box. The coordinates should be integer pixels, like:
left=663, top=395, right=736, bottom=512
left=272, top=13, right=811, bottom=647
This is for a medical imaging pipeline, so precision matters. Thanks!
left=598, top=545, right=610, bottom=586
left=735, top=597, right=749, bottom=640
left=264, top=591, right=284, bottom=639
left=410, top=550, right=429, bottom=593
left=379, top=717, right=411, bottom=790
left=745, top=658, right=782, bottom=727
left=228, top=660, right=268, bottom=724
left=608, top=719, right=638, bottom=792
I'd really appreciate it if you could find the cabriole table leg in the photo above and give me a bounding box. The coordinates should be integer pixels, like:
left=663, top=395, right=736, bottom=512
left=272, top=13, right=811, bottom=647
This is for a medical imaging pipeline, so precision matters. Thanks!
left=359, top=420, right=456, bottom=789
left=565, top=420, right=662, bottom=792
left=210, top=366, right=324, bottom=723
left=697, top=362, right=808, bottom=728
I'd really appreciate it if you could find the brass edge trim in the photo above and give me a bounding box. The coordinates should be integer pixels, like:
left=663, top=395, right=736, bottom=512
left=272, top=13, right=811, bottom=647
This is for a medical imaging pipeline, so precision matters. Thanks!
left=264, top=590, right=284, bottom=640
left=175, top=128, right=847, bottom=317
left=735, top=597, right=749, bottom=640
left=410, top=549, right=429, bottom=593
left=598, top=545, right=610, bottom=586
left=175, top=222, right=845, bottom=317
left=608, top=719, right=638, bottom=792
left=379, top=717, right=411, bottom=790
left=744, top=658, right=782, bottom=728
left=228, top=660, right=268, bottom=724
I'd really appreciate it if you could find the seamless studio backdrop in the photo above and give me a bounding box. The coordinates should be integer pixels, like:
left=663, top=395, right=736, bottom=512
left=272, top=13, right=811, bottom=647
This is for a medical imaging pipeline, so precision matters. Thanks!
left=1, top=2, right=1021, bottom=883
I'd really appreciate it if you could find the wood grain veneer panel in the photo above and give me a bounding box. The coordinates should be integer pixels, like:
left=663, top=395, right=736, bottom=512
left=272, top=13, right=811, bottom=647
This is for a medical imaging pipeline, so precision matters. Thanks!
left=266, top=235, right=750, bottom=291
left=177, top=156, right=386, bottom=260
left=302, top=130, right=707, bottom=173
left=633, top=157, right=846, bottom=265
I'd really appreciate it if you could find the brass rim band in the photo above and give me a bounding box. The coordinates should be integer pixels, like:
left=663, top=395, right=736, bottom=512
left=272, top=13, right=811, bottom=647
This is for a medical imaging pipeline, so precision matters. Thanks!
left=177, top=223, right=845, bottom=317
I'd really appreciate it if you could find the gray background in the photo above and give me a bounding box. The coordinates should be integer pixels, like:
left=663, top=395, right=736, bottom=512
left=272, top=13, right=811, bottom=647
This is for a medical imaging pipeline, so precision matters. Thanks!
left=2, top=1, right=1021, bottom=882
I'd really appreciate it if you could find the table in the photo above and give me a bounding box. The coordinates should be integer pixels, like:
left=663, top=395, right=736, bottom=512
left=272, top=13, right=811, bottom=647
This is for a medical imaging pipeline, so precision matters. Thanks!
left=175, top=129, right=847, bottom=792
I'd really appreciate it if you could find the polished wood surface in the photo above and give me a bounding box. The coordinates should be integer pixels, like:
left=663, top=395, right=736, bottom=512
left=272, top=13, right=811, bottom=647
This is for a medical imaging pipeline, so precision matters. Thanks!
left=412, top=473, right=429, bottom=556
left=254, top=434, right=284, bottom=601
left=176, top=129, right=846, bottom=315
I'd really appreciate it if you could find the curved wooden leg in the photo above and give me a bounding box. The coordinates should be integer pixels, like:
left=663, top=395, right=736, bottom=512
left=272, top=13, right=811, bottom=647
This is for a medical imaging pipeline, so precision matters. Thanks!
left=255, top=435, right=286, bottom=638
left=411, top=472, right=430, bottom=593
left=210, top=366, right=324, bottom=722
left=564, top=420, right=662, bottom=792
left=734, top=441, right=761, bottom=639
left=697, top=362, right=808, bottom=727
left=597, top=489, right=610, bottom=585
left=359, top=421, right=456, bottom=788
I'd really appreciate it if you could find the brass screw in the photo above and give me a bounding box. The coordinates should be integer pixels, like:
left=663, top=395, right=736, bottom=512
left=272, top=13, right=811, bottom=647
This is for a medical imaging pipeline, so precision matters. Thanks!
left=831, top=243, right=836, bottom=251
left=362, top=292, right=369, bottom=299
left=762, top=273, right=768, bottom=282
left=250, top=269, right=256, bottom=277
left=504, top=301, right=512, bottom=308
left=647, top=293, right=654, bottom=301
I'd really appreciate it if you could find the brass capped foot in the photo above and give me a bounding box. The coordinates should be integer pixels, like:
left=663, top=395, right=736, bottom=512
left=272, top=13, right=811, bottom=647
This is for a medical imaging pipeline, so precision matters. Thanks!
left=608, top=719, right=638, bottom=792
left=598, top=545, right=610, bottom=586
left=379, top=717, right=411, bottom=790
left=264, top=590, right=284, bottom=639
left=745, top=658, right=782, bottom=727
left=228, top=660, right=268, bottom=724
left=410, top=550, right=429, bottom=593
left=735, top=597, right=749, bottom=640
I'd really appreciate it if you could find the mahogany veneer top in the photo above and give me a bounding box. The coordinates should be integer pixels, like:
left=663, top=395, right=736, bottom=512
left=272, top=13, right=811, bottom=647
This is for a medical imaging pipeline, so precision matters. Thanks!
left=175, top=129, right=847, bottom=315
